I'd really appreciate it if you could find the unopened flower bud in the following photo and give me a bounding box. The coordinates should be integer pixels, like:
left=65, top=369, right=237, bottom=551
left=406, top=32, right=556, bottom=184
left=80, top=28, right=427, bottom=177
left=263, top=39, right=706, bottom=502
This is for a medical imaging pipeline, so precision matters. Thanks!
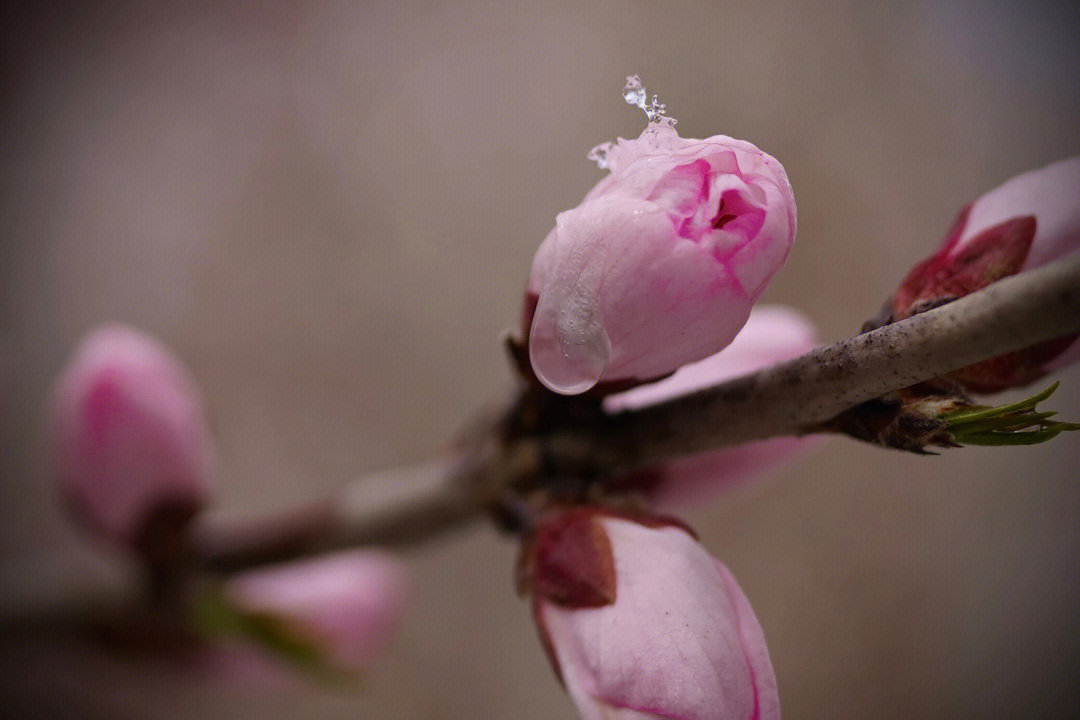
left=605, top=305, right=822, bottom=511
left=522, top=124, right=797, bottom=395
left=48, top=325, right=213, bottom=548
left=888, top=157, right=1080, bottom=392
left=224, top=550, right=409, bottom=672
left=523, top=507, right=779, bottom=720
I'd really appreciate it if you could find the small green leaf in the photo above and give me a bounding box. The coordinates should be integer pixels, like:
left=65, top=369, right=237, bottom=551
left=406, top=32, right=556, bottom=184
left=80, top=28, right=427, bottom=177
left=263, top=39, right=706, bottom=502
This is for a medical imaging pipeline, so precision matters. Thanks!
left=957, top=426, right=1067, bottom=446
left=943, top=383, right=1059, bottom=425
left=233, top=612, right=325, bottom=671
left=189, top=592, right=359, bottom=690
left=953, top=410, right=1057, bottom=434
left=939, top=382, right=1078, bottom=449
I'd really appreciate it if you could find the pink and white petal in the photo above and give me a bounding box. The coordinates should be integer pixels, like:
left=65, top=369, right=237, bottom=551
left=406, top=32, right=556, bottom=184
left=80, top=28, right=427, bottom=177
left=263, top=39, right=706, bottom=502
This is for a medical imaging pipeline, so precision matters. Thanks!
left=529, top=197, right=748, bottom=393
left=605, top=305, right=817, bottom=412
left=1042, top=335, right=1080, bottom=374
left=959, top=157, right=1080, bottom=269
left=650, top=436, right=822, bottom=513
left=225, top=550, right=410, bottom=670
left=540, top=519, right=761, bottom=720
left=49, top=324, right=213, bottom=546
left=715, top=561, right=781, bottom=720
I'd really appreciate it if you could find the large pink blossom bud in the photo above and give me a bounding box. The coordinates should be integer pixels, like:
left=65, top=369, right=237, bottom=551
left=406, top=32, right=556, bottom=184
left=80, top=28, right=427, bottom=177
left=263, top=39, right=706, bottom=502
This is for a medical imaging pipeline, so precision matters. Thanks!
left=523, top=507, right=779, bottom=720
left=890, top=157, right=1080, bottom=393
left=225, top=550, right=410, bottom=672
left=522, top=122, right=797, bottom=395
left=48, top=325, right=214, bottom=549
left=605, top=305, right=822, bottom=512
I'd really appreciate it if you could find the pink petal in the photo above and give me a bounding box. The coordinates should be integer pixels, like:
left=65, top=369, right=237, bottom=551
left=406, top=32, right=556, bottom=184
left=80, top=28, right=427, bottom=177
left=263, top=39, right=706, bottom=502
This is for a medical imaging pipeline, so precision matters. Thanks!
left=604, top=306, right=823, bottom=511
left=48, top=325, right=213, bottom=547
left=536, top=516, right=777, bottom=720
left=225, top=550, right=410, bottom=671
left=1043, top=336, right=1080, bottom=373
left=604, top=306, right=817, bottom=411
left=529, top=196, right=749, bottom=393
left=958, top=157, right=1080, bottom=270
left=524, top=126, right=797, bottom=394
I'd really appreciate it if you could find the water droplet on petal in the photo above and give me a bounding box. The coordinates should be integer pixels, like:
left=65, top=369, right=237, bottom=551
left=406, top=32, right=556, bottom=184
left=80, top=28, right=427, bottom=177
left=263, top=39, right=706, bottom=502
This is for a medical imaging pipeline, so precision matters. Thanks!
left=529, top=290, right=610, bottom=395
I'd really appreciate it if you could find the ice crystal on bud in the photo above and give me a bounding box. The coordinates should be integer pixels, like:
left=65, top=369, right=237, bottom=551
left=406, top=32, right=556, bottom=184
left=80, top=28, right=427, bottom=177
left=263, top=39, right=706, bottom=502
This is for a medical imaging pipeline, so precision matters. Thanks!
left=620, top=75, right=675, bottom=126
left=644, top=94, right=665, bottom=123
left=586, top=141, right=615, bottom=170
left=588, top=75, right=677, bottom=168
left=622, top=75, right=669, bottom=125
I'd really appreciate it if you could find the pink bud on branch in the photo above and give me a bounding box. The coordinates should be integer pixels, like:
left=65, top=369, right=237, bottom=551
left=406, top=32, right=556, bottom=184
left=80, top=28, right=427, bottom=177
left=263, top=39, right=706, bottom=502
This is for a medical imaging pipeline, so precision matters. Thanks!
left=889, top=157, right=1080, bottom=392
left=47, top=325, right=214, bottom=550
left=523, top=508, right=779, bottom=720
left=224, top=550, right=409, bottom=672
left=521, top=120, right=796, bottom=395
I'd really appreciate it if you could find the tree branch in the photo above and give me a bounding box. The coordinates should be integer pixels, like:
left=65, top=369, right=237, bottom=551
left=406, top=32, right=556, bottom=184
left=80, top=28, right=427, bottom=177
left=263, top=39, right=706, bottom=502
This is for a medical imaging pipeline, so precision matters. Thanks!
left=189, top=456, right=490, bottom=573
left=4, top=256, right=1078, bottom=627
left=596, top=254, right=1080, bottom=470
left=186, top=255, right=1080, bottom=571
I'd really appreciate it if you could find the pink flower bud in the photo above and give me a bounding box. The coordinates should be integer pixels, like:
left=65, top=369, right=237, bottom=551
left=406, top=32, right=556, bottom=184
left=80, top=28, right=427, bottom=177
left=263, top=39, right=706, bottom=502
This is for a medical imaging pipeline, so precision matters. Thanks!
left=605, top=305, right=823, bottom=511
left=48, top=325, right=213, bottom=548
left=891, top=157, right=1080, bottom=392
left=224, top=550, right=409, bottom=671
left=524, top=508, right=779, bottom=720
left=522, top=126, right=797, bottom=394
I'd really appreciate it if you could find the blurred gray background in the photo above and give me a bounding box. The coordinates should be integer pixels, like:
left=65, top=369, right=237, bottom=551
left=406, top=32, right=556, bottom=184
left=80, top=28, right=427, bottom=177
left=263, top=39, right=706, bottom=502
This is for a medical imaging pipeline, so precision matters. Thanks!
left=2, top=1, right=1079, bottom=718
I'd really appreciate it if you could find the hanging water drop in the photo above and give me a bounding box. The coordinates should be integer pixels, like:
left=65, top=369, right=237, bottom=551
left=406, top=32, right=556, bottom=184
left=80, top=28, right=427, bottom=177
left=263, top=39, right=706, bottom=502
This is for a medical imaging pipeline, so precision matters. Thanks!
left=622, top=75, right=646, bottom=109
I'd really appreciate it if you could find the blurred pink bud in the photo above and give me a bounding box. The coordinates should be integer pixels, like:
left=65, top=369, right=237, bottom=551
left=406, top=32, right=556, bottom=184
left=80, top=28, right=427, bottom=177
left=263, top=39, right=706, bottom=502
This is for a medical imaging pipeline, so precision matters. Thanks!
left=225, top=550, right=409, bottom=671
left=522, top=126, right=797, bottom=394
left=48, top=325, right=213, bottom=548
left=891, top=157, right=1080, bottom=392
left=605, top=305, right=822, bottom=511
left=524, top=508, right=779, bottom=720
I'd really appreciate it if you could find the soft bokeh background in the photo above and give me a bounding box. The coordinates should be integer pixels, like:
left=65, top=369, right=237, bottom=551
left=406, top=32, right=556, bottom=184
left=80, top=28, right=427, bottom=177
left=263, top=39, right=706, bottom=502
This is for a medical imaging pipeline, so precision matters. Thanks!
left=3, top=1, right=1079, bottom=717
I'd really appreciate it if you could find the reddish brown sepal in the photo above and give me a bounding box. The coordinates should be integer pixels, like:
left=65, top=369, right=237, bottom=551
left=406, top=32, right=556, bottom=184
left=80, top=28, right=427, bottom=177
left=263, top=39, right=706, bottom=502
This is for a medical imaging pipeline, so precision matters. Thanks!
left=893, top=209, right=1036, bottom=320
left=948, top=335, right=1078, bottom=394
left=886, top=210, right=1079, bottom=392
left=525, top=508, right=617, bottom=608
